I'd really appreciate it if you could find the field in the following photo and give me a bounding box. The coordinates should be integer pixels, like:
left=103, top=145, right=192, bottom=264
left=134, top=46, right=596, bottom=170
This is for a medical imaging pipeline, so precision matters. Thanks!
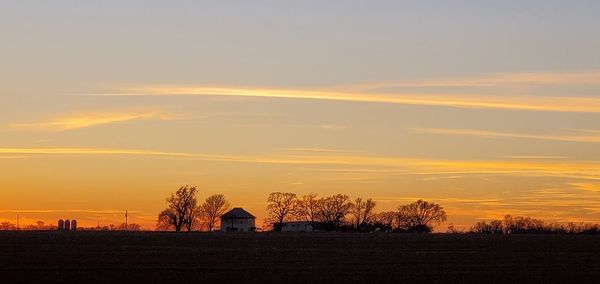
left=1, top=232, right=600, bottom=283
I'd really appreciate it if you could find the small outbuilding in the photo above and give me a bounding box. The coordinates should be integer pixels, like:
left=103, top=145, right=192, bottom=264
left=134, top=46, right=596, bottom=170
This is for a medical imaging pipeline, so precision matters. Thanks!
left=280, top=221, right=314, bottom=232
left=220, top=207, right=256, bottom=232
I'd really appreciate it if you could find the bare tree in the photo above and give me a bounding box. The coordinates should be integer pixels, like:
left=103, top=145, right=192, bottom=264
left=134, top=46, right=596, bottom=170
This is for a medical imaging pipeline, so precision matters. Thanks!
left=371, top=211, right=397, bottom=230
left=352, top=197, right=376, bottom=229
left=397, top=199, right=447, bottom=233
left=0, top=222, right=16, bottom=231
left=200, top=194, right=230, bottom=232
left=156, top=209, right=177, bottom=231
left=502, top=215, right=545, bottom=234
left=295, top=193, right=321, bottom=231
left=119, top=223, right=142, bottom=231
left=157, top=186, right=200, bottom=232
left=266, top=192, right=297, bottom=231
left=318, top=194, right=353, bottom=230
left=24, top=225, right=37, bottom=231
left=469, top=216, right=597, bottom=234
left=471, top=220, right=503, bottom=234
left=446, top=223, right=465, bottom=234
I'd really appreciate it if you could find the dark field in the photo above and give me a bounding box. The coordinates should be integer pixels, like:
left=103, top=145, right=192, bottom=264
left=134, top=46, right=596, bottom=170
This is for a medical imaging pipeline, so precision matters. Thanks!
left=1, top=232, right=600, bottom=283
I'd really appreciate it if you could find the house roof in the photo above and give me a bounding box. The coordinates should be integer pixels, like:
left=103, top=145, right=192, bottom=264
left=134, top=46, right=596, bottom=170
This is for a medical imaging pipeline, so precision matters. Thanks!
left=221, top=207, right=256, bottom=219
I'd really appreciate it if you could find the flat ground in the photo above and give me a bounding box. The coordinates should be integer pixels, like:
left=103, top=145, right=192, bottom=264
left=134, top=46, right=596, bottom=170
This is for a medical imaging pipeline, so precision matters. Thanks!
left=1, top=232, right=599, bottom=283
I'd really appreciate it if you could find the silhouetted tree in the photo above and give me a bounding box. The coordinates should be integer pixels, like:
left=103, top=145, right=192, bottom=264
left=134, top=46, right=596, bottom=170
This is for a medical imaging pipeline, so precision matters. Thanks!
left=352, top=197, right=376, bottom=229
left=446, top=223, right=465, bottom=234
left=371, top=211, right=397, bottom=231
left=471, top=220, right=503, bottom=234
left=318, top=194, right=353, bottom=230
left=397, top=200, right=447, bottom=233
left=36, top=220, right=45, bottom=230
left=0, top=222, right=17, bottom=231
left=157, top=209, right=177, bottom=231
left=157, top=186, right=200, bottom=232
left=200, top=194, right=230, bottom=232
left=267, top=192, right=297, bottom=231
left=503, top=215, right=545, bottom=234
left=469, top=216, right=600, bottom=235
left=261, top=218, right=274, bottom=232
left=118, top=223, right=142, bottom=231
left=295, top=193, right=321, bottom=231
left=563, top=222, right=600, bottom=234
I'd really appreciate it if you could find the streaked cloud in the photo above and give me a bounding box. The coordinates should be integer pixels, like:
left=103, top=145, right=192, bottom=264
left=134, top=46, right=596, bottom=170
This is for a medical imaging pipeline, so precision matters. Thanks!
left=1, top=147, right=599, bottom=180
left=10, top=112, right=171, bottom=131
left=0, top=156, right=29, bottom=159
left=0, top=147, right=242, bottom=161
left=412, top=127, right=600, bottom=143
left=505, top=156, right=566, bottom=159
left=341, top=70, right=600, bottom=90
left=0, top=209, right=137, bottom=214
left=91, top=84, right=600, bottom=113
left=570, top=183, right=600, bottom=192
left=373, top=196, right=505, bottom=206
left=280, top=148, right=358, bottom=154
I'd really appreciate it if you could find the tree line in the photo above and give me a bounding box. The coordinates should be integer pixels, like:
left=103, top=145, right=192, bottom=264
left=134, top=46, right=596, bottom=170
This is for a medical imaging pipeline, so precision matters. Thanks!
left=4, top=185, right=598, bottom=234
left=266, top=192, right=447, bottom=233
left=468, top=215, right=600, bottom=234
left=153, top=186, right=448, bottom=233
left=154, top=187, right=600, bottom=234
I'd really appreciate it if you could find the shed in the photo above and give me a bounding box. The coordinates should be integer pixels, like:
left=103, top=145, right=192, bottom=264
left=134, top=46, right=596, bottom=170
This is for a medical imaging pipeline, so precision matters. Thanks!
left=220, top=207, right=256, bottom=232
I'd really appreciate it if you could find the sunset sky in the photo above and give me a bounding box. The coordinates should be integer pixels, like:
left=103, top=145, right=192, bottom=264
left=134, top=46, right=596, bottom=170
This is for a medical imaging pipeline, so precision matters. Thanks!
left=1, top=1, right=599, bottom=229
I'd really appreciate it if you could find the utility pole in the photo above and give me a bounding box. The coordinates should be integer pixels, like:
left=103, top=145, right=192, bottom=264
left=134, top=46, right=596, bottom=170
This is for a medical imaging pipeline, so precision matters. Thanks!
left=16, top=213, right=19, bottom=230
left=125, top=210, right=128, bottom=231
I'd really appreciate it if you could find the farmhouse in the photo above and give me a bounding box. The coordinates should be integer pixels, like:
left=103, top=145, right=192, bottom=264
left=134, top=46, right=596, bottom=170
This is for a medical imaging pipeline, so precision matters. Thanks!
left=220, top=207, right=256, bottom=232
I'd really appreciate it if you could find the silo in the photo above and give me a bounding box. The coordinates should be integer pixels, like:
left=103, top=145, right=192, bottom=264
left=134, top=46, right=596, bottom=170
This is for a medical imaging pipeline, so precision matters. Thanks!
left=71, top=219, right=77, bottom=231
left=64, top=220, right=71, bottom=231
left=58, top=219, right=64, bottom=231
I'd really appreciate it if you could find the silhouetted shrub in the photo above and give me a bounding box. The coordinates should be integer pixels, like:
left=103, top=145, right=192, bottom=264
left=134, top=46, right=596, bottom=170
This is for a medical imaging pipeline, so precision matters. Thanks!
left=470, top=215, right=600, bottom=235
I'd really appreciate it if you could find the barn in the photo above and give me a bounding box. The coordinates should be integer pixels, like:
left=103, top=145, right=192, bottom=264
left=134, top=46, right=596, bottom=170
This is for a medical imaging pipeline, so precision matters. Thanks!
left=220, top=207, right=256, bottom=232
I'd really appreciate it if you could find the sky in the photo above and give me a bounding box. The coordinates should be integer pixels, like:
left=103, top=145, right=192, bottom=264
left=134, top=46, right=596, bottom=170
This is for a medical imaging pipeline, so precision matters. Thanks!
left=1, top=0, right=599, bottom=229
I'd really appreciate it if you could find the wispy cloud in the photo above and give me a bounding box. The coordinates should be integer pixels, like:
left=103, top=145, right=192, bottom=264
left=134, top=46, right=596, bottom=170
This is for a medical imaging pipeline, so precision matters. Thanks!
left=90, top=70, right=600, bottom=113
left=280, top=148, right=358, bottom=154
left=412, top=128, right=600, bottom=143
left=90, top=84, right=600, bottom=113
left=339, top=70, right=600, bottom=90
left=1, top=147, right=599, bottom=180
left=505, top=156, right=566, bottom=159
left=0, top=156, right=29, bottom=159
left=10, top=112, right=171, bottom=131
left=372, top=196, right=505, bottom=206
left=570, top=183, right=600, bottom=192
left=0, top=209, right=137, bottom=214
left=0, top=147, right=241, bottom=161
